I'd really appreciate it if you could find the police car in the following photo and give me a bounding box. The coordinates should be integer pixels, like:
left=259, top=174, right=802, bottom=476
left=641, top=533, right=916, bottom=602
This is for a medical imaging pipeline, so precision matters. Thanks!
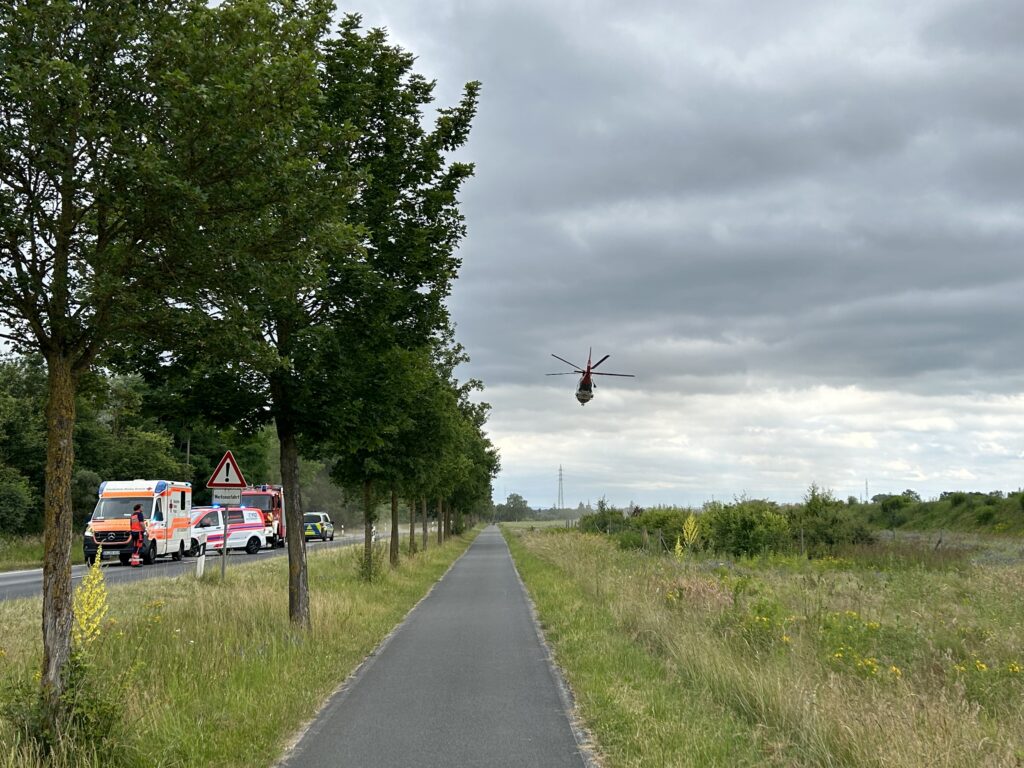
left=303, top=512, right=335, bottom=541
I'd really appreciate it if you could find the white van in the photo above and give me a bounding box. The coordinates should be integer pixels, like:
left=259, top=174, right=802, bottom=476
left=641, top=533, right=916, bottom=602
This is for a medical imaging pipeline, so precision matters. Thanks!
left=190, top=506, right=267, bottom=555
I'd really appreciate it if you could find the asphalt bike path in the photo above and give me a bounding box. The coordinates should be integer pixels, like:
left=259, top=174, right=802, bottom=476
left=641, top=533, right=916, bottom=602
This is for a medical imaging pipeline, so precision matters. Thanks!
left=280, top=525, right=589, bottom=768
left=0, top=535, right=363, bottom=602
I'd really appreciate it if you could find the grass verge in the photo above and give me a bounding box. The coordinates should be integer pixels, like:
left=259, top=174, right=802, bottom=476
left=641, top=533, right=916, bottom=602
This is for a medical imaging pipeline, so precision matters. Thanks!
left=0, top=536, right=85, bottom=572
left=505, top=526, right=1024, bottom=768
left=0, top=532, right=477, bottom=767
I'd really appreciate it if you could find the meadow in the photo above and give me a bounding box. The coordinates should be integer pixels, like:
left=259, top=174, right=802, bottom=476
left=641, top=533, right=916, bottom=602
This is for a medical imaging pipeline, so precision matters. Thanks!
left=505, top=526, right=1024, bottom=767
left=0, top=536, right=84, bottom=572
left=0, top=533, right=475, bottom=767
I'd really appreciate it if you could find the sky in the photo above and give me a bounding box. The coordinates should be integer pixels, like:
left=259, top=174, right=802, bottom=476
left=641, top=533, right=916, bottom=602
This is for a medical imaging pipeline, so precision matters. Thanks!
left=350, top=0, right=1024, bottom=509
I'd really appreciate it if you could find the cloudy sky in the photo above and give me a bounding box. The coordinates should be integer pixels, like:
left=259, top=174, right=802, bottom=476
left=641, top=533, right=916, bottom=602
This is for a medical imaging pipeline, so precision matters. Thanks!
left=352, top=0, right=1024, bottom=509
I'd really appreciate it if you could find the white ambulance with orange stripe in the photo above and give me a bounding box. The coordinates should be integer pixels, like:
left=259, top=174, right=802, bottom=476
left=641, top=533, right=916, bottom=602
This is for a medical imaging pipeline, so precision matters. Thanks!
left=83, top=480, right=193, bottom=566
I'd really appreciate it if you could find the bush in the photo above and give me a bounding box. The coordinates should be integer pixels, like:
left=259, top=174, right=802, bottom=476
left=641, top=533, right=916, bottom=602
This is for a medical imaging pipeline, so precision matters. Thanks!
left=0, top=465, right=36, bottom=535
left=579, top=507, right=625, bottom=534
left=702, top=498, right=790, bottom=557
left=789, top=485, right=874, bottom=556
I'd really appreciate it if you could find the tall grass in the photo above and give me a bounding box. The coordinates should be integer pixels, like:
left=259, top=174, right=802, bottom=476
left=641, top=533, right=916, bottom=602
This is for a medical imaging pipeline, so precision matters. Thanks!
left=0, top=532, right=477, bottom=767
left=506, top=528, right=1024, bottom=767
left=0, top=536, right=85, bottom=572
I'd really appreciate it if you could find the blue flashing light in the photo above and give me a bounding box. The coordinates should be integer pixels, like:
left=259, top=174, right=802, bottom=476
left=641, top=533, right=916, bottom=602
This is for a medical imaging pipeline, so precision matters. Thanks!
left=97, top=481, right=107, bottom=497
left=154, top=481, right=168, bottom=494
left=211, top=503, right=221, bottom=508
left=261, top=485, right=268, bottom=492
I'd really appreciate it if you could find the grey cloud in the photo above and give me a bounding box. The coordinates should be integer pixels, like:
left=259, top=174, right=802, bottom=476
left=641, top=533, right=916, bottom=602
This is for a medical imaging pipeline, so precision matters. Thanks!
left=354, top=0, right=1024, bottom=504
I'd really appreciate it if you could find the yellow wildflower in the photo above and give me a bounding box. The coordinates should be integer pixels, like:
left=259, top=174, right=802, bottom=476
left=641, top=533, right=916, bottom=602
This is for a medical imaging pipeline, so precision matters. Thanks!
left=72, top=550, right=108, bottom=651
left=781, top=635, right=791, bottom=644
left=889, top=665, right=902, bottom=678
left=1008, top=662, right=1021, bottom=674
left=975, top=660, right=988, bottom=672
left=953, top=663, right=967, bottom=674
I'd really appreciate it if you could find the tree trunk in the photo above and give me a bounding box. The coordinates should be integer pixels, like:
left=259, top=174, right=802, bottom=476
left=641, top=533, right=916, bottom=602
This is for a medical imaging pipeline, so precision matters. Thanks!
left=408, top=498, right=417, bottom=555
left=421, top=498, right=428, bottom=551
left=41, top=352, right=77, bottom=727
left=363, top=479, right=375, bottom=579
left=437, top=498, right=443, bottom=545
left=278, top=421, right=310, bottom=630
left=444, top=502, right=451, bottom=539
left=389, top=487, right=399, bottom=566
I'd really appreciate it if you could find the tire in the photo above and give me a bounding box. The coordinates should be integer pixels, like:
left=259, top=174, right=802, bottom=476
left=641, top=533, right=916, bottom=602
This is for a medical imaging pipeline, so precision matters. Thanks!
left=245, top=537, right=261, bottom=555
left=85, top=552, right=96, bottom=566
left=188, top=538, right=201, bottom=557
left=119, top=552, right=132, bottom=566
left=322, top=532, right=328, bottom=542
left=329, top=533, right=334, bottom=541
left=171, top=541, right=184, bottom=561
left=142, top=541, right=156, bottom=565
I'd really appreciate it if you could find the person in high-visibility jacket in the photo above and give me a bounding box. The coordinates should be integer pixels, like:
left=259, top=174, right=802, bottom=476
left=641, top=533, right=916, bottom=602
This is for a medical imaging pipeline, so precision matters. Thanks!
left=130, top=503, right=145, bottom=566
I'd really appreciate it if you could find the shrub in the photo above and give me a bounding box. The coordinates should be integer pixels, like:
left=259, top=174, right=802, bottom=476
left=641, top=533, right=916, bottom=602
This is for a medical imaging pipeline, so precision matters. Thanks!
left=702, top=498, right=790, bottom=557
left=789, top=484, right=874, bottom=556
left=579, top=507, right=625, bottom=534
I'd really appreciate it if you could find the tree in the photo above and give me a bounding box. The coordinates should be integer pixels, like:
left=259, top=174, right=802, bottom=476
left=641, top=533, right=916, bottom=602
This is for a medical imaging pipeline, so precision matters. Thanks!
left=0, top=0, right=197, bottom=717
left=314, top=18, right=481, bottom=577
left=0, top=0, right=329, bottom=720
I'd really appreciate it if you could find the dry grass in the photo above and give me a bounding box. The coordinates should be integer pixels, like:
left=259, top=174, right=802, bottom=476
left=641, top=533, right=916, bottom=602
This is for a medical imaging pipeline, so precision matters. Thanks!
left=507, top=528, right=1024, bottom=767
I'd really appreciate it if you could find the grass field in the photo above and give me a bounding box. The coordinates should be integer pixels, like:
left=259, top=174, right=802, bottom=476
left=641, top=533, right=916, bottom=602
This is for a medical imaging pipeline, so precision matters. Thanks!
left=505, top=526, right=1024, bottom=767
left=0, top=532, right=476, bottom=767
left=0, top=536, right=85, bottom=572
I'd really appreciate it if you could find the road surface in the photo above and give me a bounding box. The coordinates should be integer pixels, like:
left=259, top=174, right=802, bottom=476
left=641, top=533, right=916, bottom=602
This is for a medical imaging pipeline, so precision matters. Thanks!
left=0, top=534, right=365, bottom=601
left=280, top=525, right=590, bottom=768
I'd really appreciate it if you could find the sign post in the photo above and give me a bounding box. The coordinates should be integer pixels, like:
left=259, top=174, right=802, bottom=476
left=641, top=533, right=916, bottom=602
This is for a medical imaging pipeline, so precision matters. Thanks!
left=207, top=451, right=247, bottom=581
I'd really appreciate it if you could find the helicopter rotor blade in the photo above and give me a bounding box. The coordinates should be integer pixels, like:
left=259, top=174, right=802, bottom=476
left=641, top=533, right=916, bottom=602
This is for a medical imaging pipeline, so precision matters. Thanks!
left=591, top=372, right=635, bottom=378
left=551, top=353, right=583, bottom=370
left=545, top=372, right=582, bottom=376
left=590, top=354, right=611, bottom=370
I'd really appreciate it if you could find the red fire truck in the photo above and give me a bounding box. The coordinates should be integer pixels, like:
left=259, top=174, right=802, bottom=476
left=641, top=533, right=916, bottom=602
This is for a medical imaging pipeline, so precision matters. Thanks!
left=239, top=484, right=287, bottom=547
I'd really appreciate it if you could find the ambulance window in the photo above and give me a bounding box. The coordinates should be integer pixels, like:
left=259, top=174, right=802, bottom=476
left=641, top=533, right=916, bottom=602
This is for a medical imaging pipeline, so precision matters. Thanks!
left=152, top=500, right=164, bottom=522
left=180, top=491, right=187, bottom=511
left=227, top=510, right=244, bottom=525
left=199, top=512, right=217, bottom=528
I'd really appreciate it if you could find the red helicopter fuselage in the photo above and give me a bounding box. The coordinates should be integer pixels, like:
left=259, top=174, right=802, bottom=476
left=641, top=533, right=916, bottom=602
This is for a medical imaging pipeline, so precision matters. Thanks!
left=546, top=349, right=633, bottom=406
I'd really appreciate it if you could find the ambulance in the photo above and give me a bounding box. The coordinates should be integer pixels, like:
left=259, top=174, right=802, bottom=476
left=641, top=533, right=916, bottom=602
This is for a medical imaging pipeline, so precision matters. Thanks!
left=83, top=480, right=193, bottom=566
left=190, top=506, right=268, bottom=554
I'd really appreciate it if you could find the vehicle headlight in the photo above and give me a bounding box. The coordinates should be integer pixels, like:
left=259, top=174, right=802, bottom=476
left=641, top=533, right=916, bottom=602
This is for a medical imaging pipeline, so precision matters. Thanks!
left=84, top=524, right=94, bottom=539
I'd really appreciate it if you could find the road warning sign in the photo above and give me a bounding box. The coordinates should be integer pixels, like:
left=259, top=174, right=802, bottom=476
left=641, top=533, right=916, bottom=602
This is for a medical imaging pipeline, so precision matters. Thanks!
left=207, top=450, right=247, bottom=489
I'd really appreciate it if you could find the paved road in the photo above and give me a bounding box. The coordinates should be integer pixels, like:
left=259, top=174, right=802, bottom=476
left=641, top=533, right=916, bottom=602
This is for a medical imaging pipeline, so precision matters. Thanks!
left=0, top=535, right=364, bottom=601
left=281, top=525, right=588, bottom=768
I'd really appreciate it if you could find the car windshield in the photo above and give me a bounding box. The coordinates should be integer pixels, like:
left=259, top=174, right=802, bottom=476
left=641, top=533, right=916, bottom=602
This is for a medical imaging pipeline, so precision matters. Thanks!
left=240, top=494, right=272, bottom=511
left=303, top=514, right=320, bottom=524
left=92, top=497, right=151, bottom=521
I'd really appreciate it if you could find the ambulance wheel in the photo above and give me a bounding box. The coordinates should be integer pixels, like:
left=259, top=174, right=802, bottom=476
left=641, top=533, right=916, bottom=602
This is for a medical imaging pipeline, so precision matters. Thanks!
left=142, top=541, right=156, bottom=565
left=172, top=541, right=184, bottom=561
left=119, top=553, right=132, bottom=566
left=277, top=536, right=286, bottom=548
left=188, top=538, right=201, bottom=557
left=245, top=537, right=261, bottom=555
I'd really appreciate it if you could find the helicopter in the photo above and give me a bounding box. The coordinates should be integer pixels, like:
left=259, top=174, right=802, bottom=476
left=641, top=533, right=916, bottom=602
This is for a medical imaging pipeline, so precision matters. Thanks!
left=546, top=348, right=635, bottom=405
